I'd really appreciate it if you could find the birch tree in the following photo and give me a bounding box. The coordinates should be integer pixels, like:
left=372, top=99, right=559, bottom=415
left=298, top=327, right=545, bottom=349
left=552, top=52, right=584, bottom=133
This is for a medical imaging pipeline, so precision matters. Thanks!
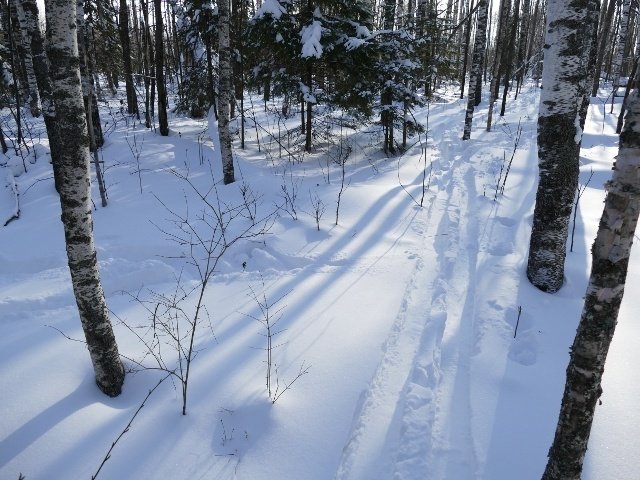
left=526, top=0, right=595, bottom=292
left=542, top=65, right=640, bottom=480
left=218, top=0, right=235, bottom=184
left=462, top=0, right=489, bottom=140
left=16, top=0, right=64, bottom=191
left=591, top=0, right=616, bottom=96
left=12, top=0, right=41, bottom=117
left=610, top=0, right=632, bottom=100
left=44, top=0, right=125, bottom=396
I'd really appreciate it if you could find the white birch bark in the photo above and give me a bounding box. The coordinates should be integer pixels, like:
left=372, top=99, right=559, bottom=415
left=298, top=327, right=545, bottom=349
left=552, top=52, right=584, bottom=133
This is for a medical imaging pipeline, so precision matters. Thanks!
left=526, top=0, right=593, bottom=292
left=12, top=0, right=41, bottom=117
left=218, top=0, right=235, bottom=184
left=44, top=0, right=124, bottom=396
left=611, top=0, right=632, bottom=96
left=462, top=0, right=489, bottom=140
left=542, top=65, right=640, bottom=480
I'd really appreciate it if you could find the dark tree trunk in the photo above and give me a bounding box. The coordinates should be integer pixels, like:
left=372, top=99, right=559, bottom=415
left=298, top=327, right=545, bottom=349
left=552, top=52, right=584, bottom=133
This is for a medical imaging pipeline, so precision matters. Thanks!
left=140, top=0, right=152, bottom=128
left=119, top=0, right=138, bottom=116
left=154, top=0, right=168, bottom=135
left=462, top=0, right=489, bottom=140
left=305, top=64, right=313, bottom=153
left=499, top=0, right=520, bottom=116
left=591, top=0, right=616, bottom=96
left=218, top=0, right=235, bottom=184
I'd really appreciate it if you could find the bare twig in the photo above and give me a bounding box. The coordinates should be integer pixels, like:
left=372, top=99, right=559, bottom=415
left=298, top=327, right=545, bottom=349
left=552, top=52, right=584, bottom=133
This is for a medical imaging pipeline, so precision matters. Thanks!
left=92, top=373, right=171, bottom=480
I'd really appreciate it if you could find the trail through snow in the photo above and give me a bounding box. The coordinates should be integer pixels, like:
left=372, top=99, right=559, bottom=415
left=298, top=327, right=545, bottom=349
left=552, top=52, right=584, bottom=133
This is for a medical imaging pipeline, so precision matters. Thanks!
left=1, top=84, right=638, bottom=480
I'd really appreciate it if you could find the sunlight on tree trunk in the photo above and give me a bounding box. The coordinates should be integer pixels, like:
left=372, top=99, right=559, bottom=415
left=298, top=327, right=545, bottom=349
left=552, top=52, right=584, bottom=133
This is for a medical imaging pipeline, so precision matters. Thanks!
left=44, top=0, right=124, bottom=397
left=543, top=66, right=640, bottom=480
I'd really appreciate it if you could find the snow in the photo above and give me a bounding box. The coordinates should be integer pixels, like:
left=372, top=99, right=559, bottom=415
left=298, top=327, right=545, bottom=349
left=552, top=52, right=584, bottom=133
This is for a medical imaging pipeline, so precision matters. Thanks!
left=254, top=0, right=286, bottom=20
left=1, top=82, right=638, bottom=480
left=300, top=21, right=323, bottom=59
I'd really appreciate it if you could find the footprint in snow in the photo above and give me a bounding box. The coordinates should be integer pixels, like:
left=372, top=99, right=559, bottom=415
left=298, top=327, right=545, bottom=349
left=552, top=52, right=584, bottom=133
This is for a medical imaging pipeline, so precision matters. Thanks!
left=508, top=330, right=538, bottom=366
left=495, top=216, right=516, bottom=227
left=488, top=240, right=515, bottom=256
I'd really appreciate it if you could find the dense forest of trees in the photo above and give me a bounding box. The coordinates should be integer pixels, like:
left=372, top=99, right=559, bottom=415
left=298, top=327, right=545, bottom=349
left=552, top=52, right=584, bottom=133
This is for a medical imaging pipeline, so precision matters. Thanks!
left=0, top=0, right=639, bottom=476
left=1, top=0, right=637, bottom=157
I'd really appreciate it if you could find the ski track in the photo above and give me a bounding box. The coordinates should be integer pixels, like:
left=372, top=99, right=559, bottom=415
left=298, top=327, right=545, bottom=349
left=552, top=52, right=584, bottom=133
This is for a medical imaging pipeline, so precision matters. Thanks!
left=334, top=111, right=481, bottom=480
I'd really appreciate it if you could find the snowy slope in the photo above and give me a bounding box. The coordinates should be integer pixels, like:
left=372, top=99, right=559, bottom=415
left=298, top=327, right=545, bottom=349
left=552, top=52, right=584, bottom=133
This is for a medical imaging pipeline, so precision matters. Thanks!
left=0, top=83, right=637, bottom=480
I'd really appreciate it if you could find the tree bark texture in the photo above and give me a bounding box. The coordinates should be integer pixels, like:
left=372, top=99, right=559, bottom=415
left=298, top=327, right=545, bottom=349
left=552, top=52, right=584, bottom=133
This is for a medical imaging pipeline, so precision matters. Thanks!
left=12, top=0, right=41, bottom=116
left=44, top=0, right=124, bottom=396
left=154, top=0, right=168, bottom=135
left=591, top=0, right=616, bottom=96
left=119, top=0, right=138, bottom=115
left=16, top=0, right=62, bottom=190
left=486, top=0, right=511, bottom=131
left=218, top=0, right=235, bottom=183
left=610, top=0, right=631, bottom=97
left=542, top=65, right=640, bottom=480
left=526, top=0, right=593, bottom=292
left=462, top=0, right=489, bottom=140
left=76, top=1, right=103, bottom=150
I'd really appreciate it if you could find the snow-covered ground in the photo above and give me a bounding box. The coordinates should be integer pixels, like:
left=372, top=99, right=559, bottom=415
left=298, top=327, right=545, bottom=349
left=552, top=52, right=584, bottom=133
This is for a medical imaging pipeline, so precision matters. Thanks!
left=1, top=83, right=637, bottom=480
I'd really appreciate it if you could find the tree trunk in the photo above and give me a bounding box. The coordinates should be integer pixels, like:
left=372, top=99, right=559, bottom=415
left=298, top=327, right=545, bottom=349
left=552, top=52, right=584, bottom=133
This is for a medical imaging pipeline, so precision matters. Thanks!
left=76, top=1, right=103, bottom=150
left=542, top=64, right=640, bottom=480
left=459, top=0, right=474, bottom=100
left=610, top=0, right=632, bottom=99
left=462, top=0, right=489, bottom=140
left=16, top=0, right=62, bottom=189
left=12, top=0, right=41, bottom=117
left=382, top=0, right=396, bottom=154
left=591, top=0, right=616, bottom=96
left=486, top=0, right=511, bottom=131
left=140, top=0, right=152, bottom=128
left=499, top=0, right=520, bottom=116
left=154, top=0, right=168, bottom=135
left=526, top=0, right=594, bottom=293
left=43, top=0, right=124, bottom=397
left=119, top=0, right=138, bottom=116
left=304, top=59, right=313, bottom=152
left=578, top=0, right=600, bottom=130
left=218, top=0, right=235, bottom=184
left=514, top=0, right=530, bottom=98
left=6, top=7, right=23, bottom=146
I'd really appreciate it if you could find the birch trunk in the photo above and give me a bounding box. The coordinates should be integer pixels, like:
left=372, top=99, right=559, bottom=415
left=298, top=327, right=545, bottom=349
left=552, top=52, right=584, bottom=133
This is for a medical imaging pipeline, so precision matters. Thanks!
left=526, top=0, right=592, bottom=292
left=16, top=0, right=62, bottom=190
left=462, top=0, right=489, bottom=140
left=610, top=0, right=632, bottom=99
left=486, top=0, right=511, bottom=131
left=542, top=64, right=640, bottom=480
left=76, top=2, right=103, bottom=150
left=218, top=0, right=235, bottom=184
left=12, top=0, right=41, bottom=117
left=44, top=0, right=124, bottom=396
left=591, top=0, right=616, bottom=96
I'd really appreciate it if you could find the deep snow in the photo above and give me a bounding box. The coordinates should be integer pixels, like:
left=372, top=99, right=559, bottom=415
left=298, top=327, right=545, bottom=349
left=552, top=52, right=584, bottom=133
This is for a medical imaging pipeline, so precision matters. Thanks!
left=1, top=82, right=638, bottom=480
